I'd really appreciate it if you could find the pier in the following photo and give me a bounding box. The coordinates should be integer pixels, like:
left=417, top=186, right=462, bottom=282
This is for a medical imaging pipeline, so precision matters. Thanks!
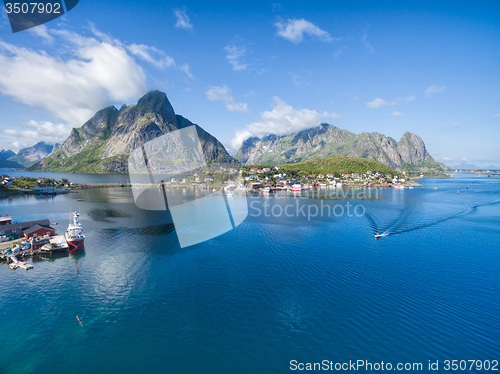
left=1, top=248, right=42, bottom=264
left=1, top=235, right=70, bottom=265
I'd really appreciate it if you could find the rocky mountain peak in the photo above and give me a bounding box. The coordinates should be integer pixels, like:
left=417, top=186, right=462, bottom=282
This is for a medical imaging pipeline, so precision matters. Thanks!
left=235, top=123, right=449, bottom=172
left=30, top=90, right=236, bottom=173
left=136, top=90, right=176, bottom=124
left=397, top=132, right=428, bottom=165
left=81, top=106, right=119, bottom=137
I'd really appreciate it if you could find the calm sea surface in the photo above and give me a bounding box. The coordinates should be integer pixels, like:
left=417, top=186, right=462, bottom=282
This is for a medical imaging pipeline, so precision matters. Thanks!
left=0, top=173, right=499, bottom=373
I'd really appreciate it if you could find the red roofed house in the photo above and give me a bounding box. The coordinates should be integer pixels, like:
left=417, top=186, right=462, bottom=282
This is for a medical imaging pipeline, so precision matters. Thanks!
left=23, top=224, right=56, bottom=240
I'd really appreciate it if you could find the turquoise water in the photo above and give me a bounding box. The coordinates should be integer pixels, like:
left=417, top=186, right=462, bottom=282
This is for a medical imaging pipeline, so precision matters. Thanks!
left=0, top=174, right=499, bottom=373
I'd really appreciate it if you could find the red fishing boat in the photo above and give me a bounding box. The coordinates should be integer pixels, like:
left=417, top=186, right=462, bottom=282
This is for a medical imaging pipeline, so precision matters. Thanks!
left=65, top=212, right=85, bottom=250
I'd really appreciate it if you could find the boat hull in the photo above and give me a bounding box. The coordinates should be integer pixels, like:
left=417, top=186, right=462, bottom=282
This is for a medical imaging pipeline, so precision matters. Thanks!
left=65, top=236, right=85, bottom=250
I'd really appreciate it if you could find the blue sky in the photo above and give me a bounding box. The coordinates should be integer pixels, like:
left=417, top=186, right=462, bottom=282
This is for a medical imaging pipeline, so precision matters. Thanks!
left=0, top=1, right=499, bottom=167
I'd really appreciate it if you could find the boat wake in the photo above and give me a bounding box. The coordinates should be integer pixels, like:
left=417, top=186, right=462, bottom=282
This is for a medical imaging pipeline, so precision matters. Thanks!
left=367, top=200, right=500, bottom=239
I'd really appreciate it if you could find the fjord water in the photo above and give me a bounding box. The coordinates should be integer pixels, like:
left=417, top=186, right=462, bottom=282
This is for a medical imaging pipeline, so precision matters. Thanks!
left=0, top=174, right=499, bottom=373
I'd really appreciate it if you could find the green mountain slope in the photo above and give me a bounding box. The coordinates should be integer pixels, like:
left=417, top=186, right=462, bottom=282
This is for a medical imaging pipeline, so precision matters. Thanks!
left=0, top=159, right=25, bottom=169
left=279, top=156, right=397, bottom=176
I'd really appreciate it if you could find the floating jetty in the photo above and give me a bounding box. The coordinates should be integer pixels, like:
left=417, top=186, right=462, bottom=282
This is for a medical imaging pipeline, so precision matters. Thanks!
left=1, top=248, right=41, bottom=265
left=6, top=254, right=33, bottom=270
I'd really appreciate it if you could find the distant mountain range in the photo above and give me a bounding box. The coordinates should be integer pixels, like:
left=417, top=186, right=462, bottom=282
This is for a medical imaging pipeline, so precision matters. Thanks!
left=449, top=163, right=500, bottom=171
left=30, top=91, right=236, bottom=173
left=0, top=142, right=59, bottom=168
left=0, top=149, right=21, bottom=168
left=235, top=124, right=450, bottom=172
left=0, top=150, right=15, bottom=160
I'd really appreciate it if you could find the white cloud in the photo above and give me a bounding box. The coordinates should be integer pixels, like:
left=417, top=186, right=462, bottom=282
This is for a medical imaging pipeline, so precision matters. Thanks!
left=173, top=8, right=193, bottom=30
left=127, top=44, right=193, bottom=79
left=0, top=26, right=192, bottom=148
left=444, top=157, right=452, bottom=161
left=494, top=114, right=500, bottom=118
left=10, top=142, right=22, bottom=152
left=224, top=44, right=248, bottom=71
left=206, top=85, right=249, bottom=113
left=275, top=19, right=333, bottom=44
left=400, top=95, right=415, bottom=102
left=27, top=25, right=53, bottom=43
left=1, top=120, right=72, bottom=146
left=425, top=84, right=446, bottom=96
left=0, top=36, right=146, bottom=126
left=391, top=111, right=402, bottom=117
left=127, top=44, right=175, bottom=69
left=361, top=33, right=374, bottom=53
left=366, top=98, right=396, bottom=108
left=229, top=129, right=254, bottom=151
left=0, top=140, right=23, bottom=153
left=226, top=102, right=249, bottom=112
left=229, top=97, right=345, bottom=150
left=0, top=26, right=192, bottom=125
left=367, top=95, right=414, bottom=109
left=206, top=85, right=233, bottom=103
left=178, top=63, right=194, bottom=79
left=462, top=158, right=468, bottom=162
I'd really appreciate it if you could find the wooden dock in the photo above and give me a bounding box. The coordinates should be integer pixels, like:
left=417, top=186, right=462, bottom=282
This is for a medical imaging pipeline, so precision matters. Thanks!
left=1, top=235, right=70, bottom=264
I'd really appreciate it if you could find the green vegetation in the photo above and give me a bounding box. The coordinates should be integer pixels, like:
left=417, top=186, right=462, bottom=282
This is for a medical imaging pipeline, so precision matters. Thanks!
left=279, top=157, right=398, bottom=177
left=238, top=157, right=401, bottom=186
left=10, top=177, right=64, bottom=190
left=35, top=145, right=120, bottom=173
left=6, top=154, right=35, bottom=168
left=0, top=158, right=25, bottom=169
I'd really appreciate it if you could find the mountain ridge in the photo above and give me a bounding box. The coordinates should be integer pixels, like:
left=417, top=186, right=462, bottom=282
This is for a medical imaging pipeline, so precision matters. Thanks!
left=235, top=123, right=450, bottom=172
left=30, top=91, right=236, bottom=173
left=7, top=142, right=60, bottom=167
left=449, top=163, right=500, bottom=171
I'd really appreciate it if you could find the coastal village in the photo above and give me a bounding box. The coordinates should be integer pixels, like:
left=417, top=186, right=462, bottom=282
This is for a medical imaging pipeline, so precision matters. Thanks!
left=0, top=175, right=74, bottom=194
left=0, top=174, right=130, bottom=197
left=0, top=211, right=85, bottom=270
left=1, top=163, right=419, bottom=199
left=0, top=184, right=85, bottom=270
left=237, top=166, right=418, bottom=191
left=0, top=214, right=63, bottom=269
